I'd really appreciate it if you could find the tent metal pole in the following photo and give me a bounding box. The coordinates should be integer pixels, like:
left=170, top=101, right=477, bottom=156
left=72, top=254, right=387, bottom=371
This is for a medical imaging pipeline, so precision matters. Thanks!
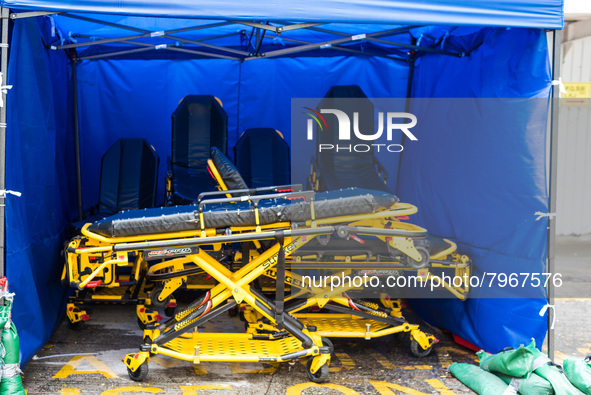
left=266, top=33, right=408, bottom=62
left=547, top=29, right=561, bottom=361
left=57, top=17, right=248, bottom=57
left=9, top=10, right=58, bottom=19
left=366, top=37, right=463, bottom=57
left=0, top=7, right=8, bottom=277
left=395, top=42, right=416, bottom=195
left=301, top=25, right=419, bottom=38
left=72, top=60, right=83, bottom=220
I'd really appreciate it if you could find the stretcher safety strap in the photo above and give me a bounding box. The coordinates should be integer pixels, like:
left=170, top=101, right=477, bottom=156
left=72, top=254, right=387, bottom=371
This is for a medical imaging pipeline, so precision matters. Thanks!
left=503, top=379, right=520, bottom=395
left=532, top=355, right=552, bottom=371
left=539, top=304, right=556, bottom=329
left=275, top=231, right=285, bottom=328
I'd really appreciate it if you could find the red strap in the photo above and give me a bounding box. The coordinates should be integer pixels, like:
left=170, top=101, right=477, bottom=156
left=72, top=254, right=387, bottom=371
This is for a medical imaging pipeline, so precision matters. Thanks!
left=85, top=280, right=103, bottom=288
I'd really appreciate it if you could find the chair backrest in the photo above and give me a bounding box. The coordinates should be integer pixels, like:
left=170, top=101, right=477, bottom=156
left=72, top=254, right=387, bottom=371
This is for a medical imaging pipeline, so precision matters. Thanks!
left=171, top=95, right=228, bottom=169
left=234, top=128, right=291, bottom=188
left=98, top=138, right=159, bottom=216
left=316, top=85, right=375, bottom=174
left=168, top=95, right=228, bottom=204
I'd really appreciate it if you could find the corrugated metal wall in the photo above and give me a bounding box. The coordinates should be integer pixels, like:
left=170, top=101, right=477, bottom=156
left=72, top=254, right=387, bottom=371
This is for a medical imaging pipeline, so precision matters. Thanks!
left=557, top=36, right=591, bottom=235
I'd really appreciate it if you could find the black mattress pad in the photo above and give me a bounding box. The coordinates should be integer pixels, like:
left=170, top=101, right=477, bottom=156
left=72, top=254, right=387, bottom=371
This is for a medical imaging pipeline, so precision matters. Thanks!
left=87, top=188, right=399, bottom=238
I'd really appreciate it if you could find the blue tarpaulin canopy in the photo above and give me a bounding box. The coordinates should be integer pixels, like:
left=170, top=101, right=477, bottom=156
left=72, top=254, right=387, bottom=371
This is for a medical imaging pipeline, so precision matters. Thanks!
left=0, top=0, right=563, bottom=365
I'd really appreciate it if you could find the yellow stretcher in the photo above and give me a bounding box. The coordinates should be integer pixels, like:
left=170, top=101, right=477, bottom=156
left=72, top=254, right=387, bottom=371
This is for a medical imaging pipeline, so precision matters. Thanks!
left=63, top=185, right=450, bottom=382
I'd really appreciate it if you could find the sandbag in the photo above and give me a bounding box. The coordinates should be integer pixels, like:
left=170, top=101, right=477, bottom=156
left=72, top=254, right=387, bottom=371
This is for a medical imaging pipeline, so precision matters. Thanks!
left=0, top=298, right=25, bottom=395
left=495, top=371, right=554, bottom=394
left=450, top=363, right=513, bottom=395
left=563, top=356, right=591, bottom=394
left=527, top=342, right=584, bottom=395
left=477, top=341, right=536, bottom=378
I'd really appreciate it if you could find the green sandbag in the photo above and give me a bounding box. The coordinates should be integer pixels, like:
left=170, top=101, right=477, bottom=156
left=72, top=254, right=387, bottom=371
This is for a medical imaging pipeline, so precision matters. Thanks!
left=563, top=357, right=591, bottom=394
left=477, top=341, right=536, bottom=378
left=450, top=363, right=513, bottom=395
left=0, top=300, right=11, bottom=329
left=0, top=299, right=25, bottom=395
left=496, top=371, right=554, bottom=394
left=0, top=376, right=25, bottom=395
left=527, top=343, right=585, bottom=395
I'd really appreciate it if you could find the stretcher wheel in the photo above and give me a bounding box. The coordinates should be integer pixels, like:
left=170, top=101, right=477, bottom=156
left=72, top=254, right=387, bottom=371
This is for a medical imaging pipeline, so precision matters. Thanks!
left=410, top=339, right=433, bottom=357
left=228, top=306, right=238, bottom=317
left=127, top=362, right=149, bottom=382
left=306, top=358, right=329, bottom=383
left=405, top=246, right=430, bottom=269
left=150, top=287, right=172, bottom=308
left=321, top=337, right=334, bottom=356
left=164, top=305, right=176, bottom=317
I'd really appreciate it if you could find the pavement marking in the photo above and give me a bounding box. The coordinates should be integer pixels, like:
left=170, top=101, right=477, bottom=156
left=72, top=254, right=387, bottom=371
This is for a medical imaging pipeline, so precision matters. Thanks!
left=425, top=378, right=455, bottom=394
left=60, top=390, right=81, bottom=395
left=368, top=350, right=431, bottom=370
left=576, top=343, right=591, bottom=356
left=330, top=352, right=356, bottom=372
left=228, top=362, right=276, bottom=374
left=436, top=352, right=453, bottom=370
left=286, top=383, right=361, bottom=394
left=53, top=355, right=119, bottom=379
left=192, top=363, right=208, bottom=375
left=180, top=385, right=232, bottom=394
left=101, top=387, right=162, bottom=394
left=369, top=380, right=431, bottom=395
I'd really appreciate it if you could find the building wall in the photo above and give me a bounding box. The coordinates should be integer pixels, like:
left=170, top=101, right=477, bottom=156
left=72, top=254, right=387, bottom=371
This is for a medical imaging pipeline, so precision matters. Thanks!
left=557, top=36, right=591, bottom=235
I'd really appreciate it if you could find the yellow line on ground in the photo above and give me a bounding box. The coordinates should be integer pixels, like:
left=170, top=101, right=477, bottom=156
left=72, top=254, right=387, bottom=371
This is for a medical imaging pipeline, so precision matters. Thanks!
left=368, top=350, right=431, bottom=370
left=425, top=379, right=456, bottom=395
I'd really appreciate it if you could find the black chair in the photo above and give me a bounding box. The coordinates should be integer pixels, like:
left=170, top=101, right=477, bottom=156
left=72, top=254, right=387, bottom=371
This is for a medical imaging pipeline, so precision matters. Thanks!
left=308, top=85, right=390, bottom=193
left=71, top=138, right=159, bottom=233
left=234, top=128, right=291, bottom=188
left=166, top=95, right=228, bottom=205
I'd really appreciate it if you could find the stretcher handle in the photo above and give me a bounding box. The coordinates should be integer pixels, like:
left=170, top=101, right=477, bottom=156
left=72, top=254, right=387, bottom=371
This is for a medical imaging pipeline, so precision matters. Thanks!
left=196, top=184, right=304, bottom=204
left=337, top=225, right=428, bottom=238
left=112, top=226, right=335, bottom=252
left=197, top=190, right=315, bottom=213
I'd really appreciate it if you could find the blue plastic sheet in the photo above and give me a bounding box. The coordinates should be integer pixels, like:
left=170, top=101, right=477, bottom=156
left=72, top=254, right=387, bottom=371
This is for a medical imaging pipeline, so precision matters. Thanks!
left=6, top=17, right=75, bottom=363
left=2, top=0, right=563, bottom=28
left=403, top=27, right=551, bottom=352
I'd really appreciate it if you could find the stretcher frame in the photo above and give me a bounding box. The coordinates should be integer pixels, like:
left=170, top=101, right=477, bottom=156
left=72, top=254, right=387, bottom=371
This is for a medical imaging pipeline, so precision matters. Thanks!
left=64, top=188, right=434, bottom=382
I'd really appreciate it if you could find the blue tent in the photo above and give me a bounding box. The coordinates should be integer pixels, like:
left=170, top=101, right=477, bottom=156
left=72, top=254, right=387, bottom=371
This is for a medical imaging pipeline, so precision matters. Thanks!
left=0, top=0, right=563, bottom=364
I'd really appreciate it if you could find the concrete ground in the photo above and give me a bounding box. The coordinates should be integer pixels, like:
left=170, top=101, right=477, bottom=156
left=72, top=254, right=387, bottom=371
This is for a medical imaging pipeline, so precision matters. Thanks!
left=21, top=235, right=591, bottom=394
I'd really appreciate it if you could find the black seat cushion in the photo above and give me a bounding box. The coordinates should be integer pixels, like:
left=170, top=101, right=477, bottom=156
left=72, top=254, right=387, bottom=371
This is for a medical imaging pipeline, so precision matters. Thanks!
left=210, top=147, right=248, bottom=190
left=87, top=188, right=399, bottom=238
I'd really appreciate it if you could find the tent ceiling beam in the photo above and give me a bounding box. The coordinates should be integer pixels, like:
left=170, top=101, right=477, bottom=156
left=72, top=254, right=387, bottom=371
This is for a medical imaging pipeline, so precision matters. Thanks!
left=56, top=20, right=233, bottom=50
left=301, top=24, right=419, bottom=38
left=265, top=33, right=408, bottom=62
left=9, top=10, right=59, bottom=19
left=57, top=16, right=248, bottom=57
left=228, top=20, right=324, bottom=34
left=366, top=37, right=464, bottom=57
left=77, top=39, right=241, bottom=61
left=255, top=27, right=455, bottom=60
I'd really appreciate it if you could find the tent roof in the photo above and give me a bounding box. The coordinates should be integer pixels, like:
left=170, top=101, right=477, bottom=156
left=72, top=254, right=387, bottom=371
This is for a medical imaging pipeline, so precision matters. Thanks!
left=3, top=0, right=564, bottom=29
